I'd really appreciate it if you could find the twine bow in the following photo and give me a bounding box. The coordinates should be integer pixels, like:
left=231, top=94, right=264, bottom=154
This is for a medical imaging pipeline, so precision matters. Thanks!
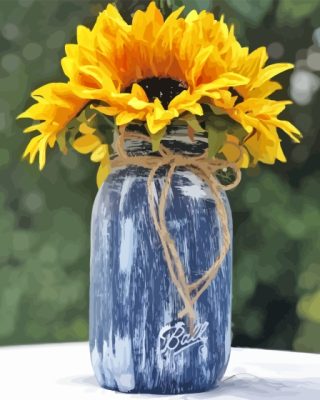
left=111, top=131, right=241, bottom=335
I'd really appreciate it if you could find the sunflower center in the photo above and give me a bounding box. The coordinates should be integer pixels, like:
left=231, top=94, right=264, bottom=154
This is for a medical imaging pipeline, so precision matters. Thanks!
left=126, top=77, right=187, bottom=109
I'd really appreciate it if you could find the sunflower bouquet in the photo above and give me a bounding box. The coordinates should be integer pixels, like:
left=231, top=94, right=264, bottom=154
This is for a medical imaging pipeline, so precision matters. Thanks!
left=19, top=2, right=301, bottom=187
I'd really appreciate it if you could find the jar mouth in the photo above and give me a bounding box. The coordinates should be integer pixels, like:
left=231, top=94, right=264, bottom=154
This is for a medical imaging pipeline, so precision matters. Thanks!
left=164, top=125, right=208, bottom=144
left=125, top=123, right=208, bottom=140
left=121, top=124, right=208, bottom=158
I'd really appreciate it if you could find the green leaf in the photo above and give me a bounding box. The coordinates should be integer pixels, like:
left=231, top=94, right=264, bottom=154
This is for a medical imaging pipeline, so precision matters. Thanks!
left=209, top=105, right=228, bottom=116
left=84, top=106, right=96, bottom=121
left=206, top=120, right=227, bottom=158
left=56, top=128, right=68, bottom=155
left=208, top=114, right=230, bottom=131
left=94, top=113, right=115, bottom=145
left=95, top=112, right=114, bottom=129
left=68, top=126, right=78, bottom=145
left=76, top=109, right=88, bottom=124
left=149, top=127, right=166, bottom=152
left=179, top=113, right=205, bottom=133
left=205, top=106, right=249, bottom=142
left=228, top=123, right=249, bottom=142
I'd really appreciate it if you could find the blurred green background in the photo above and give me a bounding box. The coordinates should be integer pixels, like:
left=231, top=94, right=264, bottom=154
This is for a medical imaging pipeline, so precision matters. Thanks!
left=0, top=0, right=319, bottom=352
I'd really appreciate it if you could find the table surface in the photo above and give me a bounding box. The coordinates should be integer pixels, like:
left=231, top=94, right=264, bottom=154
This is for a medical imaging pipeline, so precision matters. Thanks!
left=0, top=342, right=319, bottom=400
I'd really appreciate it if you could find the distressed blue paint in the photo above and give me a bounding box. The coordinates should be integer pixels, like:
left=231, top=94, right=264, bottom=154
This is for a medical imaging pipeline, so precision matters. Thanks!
left=89, top=141, right=233, bottom=394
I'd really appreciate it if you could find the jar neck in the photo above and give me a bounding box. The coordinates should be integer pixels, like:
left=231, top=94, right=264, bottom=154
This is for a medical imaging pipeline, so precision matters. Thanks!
left=121, top=124, right=208, bottom=156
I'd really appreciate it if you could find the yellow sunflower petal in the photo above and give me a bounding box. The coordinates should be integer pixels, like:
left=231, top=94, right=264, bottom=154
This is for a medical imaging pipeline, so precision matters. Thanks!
left=238, top=47, right=268, bottom=80
left=72, top=135, right=101, bottom=154
left=38, top=137, right=48, bottom=170
left=93, top=105, right=120, bottom=116
left=91, top=144, right=109, bottom=162
left=146, top=100, right=176, bottom=134
left=252, top=63, right=294, bottom=88
left=277, top=141, right=287, bottom=162
left=22, top=135, right=42, bottom=163
left=22, top=122, right=47, bottom=134
left=79, top=122, right=96, bottom=135
left=168, top=90, right=203, bottom=115
left=248, top=81, right=282, bottom=98
left=131, top=83, right=149, bottom=101
left=96, top=157, right=110, bottom=188
left=115, top=111, right=143, bottom=126
left=269, top=119, right=302, bottom=142
left=221, top=138, right=250, bottom=168
left=213, top=90, right=237, bottom=109
left=95, top=3, right=130, bottom=35
left=128, top=98, right=151, bottom=111
left=198, top=72, right=250, bottom=93
left=128, top=84, right=151, bottom=111
left=20, top=82, right=87, bottom=168
left=22, top=134, right=49, bottom=170
left=188, top=45, right=214, bottom=87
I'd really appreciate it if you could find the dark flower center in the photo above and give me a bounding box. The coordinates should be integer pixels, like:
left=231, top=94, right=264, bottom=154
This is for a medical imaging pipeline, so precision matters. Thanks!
left=125, top=77, right=187, bottom=109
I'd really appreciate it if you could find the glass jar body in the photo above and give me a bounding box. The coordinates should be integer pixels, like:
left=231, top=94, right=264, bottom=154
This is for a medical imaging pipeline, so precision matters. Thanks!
left=89, top=135, right=233, bottom=394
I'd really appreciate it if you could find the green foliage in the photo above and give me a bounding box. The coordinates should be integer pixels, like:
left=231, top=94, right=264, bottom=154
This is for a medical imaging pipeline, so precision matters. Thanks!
left=156, top=0, right=212, bottom=14
left=179, top=113, right=205, bottom=134
left=180, top=0, right=212, bottom=13
left=230, top=170, right=320, bottom=351
left=149, top=127, right=166, bottom=152
left=0, top=0, right=319, bottom=353
left=206, top=119, right=227, bottom=158
left=276, top=0, right=320, bottom=26
left=226, top=0, right=273, bottom=24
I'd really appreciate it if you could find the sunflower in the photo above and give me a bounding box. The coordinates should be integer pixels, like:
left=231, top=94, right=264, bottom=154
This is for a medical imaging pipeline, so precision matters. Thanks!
left=18, top=2, right=301, bottom=186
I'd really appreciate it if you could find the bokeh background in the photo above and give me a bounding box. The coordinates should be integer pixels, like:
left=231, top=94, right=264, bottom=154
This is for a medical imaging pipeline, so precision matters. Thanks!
left=0, top=0, right=319, bottom=352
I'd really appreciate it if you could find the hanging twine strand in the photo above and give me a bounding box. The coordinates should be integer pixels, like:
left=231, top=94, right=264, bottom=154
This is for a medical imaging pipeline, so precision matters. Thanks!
left=111, top=131, right=241, bottom=335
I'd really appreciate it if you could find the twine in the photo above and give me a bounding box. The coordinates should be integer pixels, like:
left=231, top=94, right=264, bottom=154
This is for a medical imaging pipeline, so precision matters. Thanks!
left=110, top=131, right=241, bottom=335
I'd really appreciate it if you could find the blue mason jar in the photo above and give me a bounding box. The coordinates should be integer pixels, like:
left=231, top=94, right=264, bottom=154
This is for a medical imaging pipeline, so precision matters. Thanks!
left=89, top=129, right=233, bottom=394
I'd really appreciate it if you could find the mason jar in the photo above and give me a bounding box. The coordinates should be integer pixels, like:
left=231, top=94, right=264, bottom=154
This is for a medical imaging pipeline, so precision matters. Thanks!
left=89, top=126, right=233, bottom=394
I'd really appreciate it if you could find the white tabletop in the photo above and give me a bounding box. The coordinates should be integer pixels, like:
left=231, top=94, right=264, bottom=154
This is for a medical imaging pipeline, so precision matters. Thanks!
left=0, top=342, right=319, bottom=399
